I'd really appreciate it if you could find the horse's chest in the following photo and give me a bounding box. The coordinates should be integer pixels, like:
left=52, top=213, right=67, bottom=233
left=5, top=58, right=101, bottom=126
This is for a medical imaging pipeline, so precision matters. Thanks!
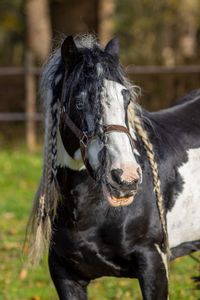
left=54, top=223, right=132, bottom=278
left=167, top=148, right=200, bottom=248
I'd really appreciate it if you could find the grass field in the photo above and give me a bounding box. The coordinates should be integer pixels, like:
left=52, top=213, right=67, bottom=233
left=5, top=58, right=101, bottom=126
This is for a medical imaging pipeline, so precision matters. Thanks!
left=0, top=147, right=200, bottom=300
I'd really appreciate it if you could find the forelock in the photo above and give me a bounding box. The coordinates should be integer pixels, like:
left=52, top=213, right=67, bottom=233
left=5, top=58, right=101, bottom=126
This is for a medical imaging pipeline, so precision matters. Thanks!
left=74, top=34, right=100, bottom=49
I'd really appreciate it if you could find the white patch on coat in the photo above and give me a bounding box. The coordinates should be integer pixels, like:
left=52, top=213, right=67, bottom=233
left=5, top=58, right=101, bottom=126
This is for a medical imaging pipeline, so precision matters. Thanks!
left=167, top=148, right=200, bottom=248
left=154, top=244, right=168, bottom=279
left=87, top=138, right=104, bottom=169
left=102, top=79, right=127, bottom=126
left=88, top=79, right=139, bottom=170
left=56, top=129, right=85, bottom=171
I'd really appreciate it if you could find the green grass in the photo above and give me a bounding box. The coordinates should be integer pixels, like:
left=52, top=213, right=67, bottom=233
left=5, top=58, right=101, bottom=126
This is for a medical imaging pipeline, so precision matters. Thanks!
left=0, top=147, right=200, bottom=299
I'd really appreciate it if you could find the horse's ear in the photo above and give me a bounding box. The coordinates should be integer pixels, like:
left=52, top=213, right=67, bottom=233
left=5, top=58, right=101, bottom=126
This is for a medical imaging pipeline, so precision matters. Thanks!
left=104, top=37, right=120, bottom=62
left=61, top=36, right=79, bottom=70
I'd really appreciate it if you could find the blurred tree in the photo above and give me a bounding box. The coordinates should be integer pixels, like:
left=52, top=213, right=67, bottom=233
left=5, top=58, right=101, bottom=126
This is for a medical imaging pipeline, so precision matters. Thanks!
left=24, top=0, right=52, bottom=150
left=50, top=0, right=115, bottom=47
left=51, top=0, right=98, bottom=43
left=24, top=0, right=52, bottom=63
left=98, top=0, right=115, bottom=45
left=115, top=0, right=200, bottom=65
left=178, top=0, right=199, bottom=61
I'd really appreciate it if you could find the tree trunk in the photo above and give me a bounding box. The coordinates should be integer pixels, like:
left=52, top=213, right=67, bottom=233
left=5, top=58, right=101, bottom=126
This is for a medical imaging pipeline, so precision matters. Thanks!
left=97, top=0, right=115, bottom=46
left=24, top=0, right=52, bottom=151
left=178, top=0, right=199, bottom=62
left=51, top=0, right=98, bottom=42
left=24, top=0, right=52, bottom=63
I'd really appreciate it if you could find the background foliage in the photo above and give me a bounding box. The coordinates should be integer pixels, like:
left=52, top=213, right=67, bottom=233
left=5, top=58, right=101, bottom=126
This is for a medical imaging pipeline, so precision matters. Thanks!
left=1, top=0, right=200, bottom=66
left=116, top=0, right=200, bottom=65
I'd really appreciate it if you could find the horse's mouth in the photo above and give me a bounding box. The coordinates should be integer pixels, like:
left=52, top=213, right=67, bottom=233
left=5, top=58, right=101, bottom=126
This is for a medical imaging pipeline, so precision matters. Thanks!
left=102, top=184, right=136, bottom=207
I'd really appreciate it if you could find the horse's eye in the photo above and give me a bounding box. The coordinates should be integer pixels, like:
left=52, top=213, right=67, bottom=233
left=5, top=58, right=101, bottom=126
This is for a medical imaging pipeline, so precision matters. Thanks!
left=122, top=89, right=131, bottom=106
left=76, top=100, right=84, bottom=110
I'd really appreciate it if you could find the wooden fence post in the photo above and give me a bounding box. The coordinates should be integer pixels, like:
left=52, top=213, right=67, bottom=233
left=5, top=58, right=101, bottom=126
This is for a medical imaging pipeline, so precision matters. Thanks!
left=25, top=51, right=37, bottom=151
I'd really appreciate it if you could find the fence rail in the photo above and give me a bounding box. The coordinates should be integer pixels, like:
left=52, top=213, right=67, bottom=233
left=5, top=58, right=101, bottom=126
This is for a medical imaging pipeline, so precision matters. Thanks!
left=2, top=64, right=200, bottom=122
left=1, top=64, right=200, bottom=76
left=0, top=113, right=43, bottom=121
left=126, top=64, right=200, bottom=74
left=0, top=66, right=40, bottom=76
left=1, top=63, right=200, bottom=150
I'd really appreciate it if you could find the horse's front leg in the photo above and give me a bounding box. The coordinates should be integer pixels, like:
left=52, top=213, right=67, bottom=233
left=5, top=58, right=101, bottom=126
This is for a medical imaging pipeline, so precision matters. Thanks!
left=49, top=250, right=89, bottom=300
left=134, top=244, right=168, bottom=300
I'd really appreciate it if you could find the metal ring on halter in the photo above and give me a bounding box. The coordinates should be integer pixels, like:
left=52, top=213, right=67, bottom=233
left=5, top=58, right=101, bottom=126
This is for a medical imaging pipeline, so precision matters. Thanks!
left=80, top=132, right=89, bottom=148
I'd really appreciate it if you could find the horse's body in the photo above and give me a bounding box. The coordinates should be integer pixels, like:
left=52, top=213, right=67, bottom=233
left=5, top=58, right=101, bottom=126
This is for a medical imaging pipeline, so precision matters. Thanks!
left=31, top=35, right=200, bottom=300
left=153, top=90, right=200, bottom=256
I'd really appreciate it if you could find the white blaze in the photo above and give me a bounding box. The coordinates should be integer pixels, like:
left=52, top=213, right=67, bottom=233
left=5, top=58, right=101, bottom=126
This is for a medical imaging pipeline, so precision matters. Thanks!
left=100, top=79, right=138, bottom=169
left=86, top=79, right=139, bottom=171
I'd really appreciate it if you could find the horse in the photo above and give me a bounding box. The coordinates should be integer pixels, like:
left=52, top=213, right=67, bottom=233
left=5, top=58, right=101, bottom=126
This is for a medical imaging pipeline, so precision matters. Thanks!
left=28, top=34, right=200, bottom=300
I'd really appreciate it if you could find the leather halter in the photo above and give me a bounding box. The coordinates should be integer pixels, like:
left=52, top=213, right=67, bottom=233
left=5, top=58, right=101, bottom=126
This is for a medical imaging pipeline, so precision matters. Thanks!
left=59, top=72, right=136, bottom=178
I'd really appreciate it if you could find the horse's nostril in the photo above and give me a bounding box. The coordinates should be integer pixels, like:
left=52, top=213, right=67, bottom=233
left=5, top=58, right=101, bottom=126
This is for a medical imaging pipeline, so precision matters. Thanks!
left=111, top=169, right=123, bottom=184
left=111, top=166, right=141, bottom=188
left=124, top=178, right=138, bottom=188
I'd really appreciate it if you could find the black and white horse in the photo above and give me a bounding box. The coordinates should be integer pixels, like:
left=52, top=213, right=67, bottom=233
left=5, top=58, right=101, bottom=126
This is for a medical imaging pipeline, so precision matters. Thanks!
left=29, top=34, right=200, bottom=300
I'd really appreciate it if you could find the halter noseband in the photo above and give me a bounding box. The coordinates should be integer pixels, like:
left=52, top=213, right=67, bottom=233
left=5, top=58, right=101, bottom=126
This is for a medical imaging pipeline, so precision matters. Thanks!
left=59, top=72, right=136, bottom=178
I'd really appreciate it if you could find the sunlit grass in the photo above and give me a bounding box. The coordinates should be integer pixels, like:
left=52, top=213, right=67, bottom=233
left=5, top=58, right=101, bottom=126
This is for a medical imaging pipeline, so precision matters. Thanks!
left=0, top=147, right=199, bottom=299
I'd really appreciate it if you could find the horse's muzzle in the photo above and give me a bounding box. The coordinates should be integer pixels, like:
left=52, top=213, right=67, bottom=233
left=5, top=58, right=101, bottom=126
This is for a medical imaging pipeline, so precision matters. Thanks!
left=111, top=168, right=141, bottom=189
left=103, top=164, right=142, bottom=207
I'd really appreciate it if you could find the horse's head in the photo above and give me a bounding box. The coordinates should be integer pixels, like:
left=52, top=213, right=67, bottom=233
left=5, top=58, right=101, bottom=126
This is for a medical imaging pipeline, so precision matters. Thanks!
left=58, top=36, right=142, bottom=207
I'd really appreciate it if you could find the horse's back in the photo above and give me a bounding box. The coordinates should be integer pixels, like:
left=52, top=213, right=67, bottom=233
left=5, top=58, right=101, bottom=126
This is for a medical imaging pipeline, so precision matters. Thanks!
left=149, top=88, right=200, bottom=143
left=171, top=88, right=200, bottom=107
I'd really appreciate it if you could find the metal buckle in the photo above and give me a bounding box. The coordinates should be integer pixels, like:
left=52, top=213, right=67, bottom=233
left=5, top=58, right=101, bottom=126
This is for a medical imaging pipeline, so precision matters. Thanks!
left=80, top=132, right=88, bottom=147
